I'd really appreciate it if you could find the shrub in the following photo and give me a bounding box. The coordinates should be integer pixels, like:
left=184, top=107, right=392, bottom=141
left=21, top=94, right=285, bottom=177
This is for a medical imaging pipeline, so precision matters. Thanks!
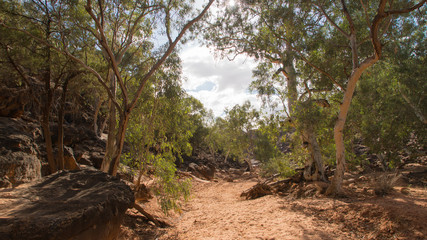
left=374, top=173, right=400, bottom=196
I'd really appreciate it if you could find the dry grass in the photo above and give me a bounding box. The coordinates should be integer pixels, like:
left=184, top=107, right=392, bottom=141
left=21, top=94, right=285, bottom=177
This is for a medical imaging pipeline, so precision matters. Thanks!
left=374, top=173, right=400, bottom=196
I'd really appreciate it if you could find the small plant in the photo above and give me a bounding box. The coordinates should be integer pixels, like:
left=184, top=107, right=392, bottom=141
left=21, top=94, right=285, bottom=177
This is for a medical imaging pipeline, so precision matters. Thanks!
left=374, top=173, right=400, bottom=196
left=261, top=155, right=299, bottom=178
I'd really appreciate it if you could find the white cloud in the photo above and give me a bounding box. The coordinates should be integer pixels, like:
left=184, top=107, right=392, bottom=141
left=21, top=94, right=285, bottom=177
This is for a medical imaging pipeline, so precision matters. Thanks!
left=180, top=43, right=260, bottom=117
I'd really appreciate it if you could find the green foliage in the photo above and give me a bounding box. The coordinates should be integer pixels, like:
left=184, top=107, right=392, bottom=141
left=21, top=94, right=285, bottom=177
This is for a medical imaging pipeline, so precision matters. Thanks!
left=261, top=156, right=296, bottom=178
left=253, top=114, right=283, bottom=163
left=152, top=155, right=191, bottom=214
left=204, top=101, right=260, bottom=163
left=121, top=55, right=206, bottom=212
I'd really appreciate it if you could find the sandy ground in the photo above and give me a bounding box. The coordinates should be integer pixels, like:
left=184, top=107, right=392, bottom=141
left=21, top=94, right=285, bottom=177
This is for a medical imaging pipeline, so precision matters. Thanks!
left=120, top=166, right=427, bottom=240
left=158, top=180, right=353, bottom=240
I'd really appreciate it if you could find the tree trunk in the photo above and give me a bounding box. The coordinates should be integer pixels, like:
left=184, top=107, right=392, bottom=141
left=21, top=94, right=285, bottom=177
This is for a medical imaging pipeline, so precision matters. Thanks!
left=57, top=78, right=70, bottom=170
left=101, top=70, right=117, bottom=172
left=326, top=59, right=377, bottom=195
left=108, top=112, right=131, bottom=176
left=42, top=17, right=56, bottom=173
left=93, top=97, right=102, bottom=137
left=282, top=48, right=326, bottom=182
left=302, top=127, right=326, bottom=181
left=42, top=111, right=56, bottom=173
left=224, top=149, right=230, bottom=163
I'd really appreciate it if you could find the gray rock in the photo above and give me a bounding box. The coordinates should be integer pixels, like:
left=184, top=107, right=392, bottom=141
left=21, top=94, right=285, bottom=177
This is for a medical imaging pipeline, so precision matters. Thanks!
left=0, top=117, right=42, bottom=186
left=0, top=169, right=134, bottom=240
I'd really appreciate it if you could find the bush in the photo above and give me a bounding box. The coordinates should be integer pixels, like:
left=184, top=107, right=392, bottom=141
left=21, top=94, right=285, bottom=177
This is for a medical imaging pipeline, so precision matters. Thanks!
left=374, top=173, right=400, bottom=196
left=261, top=156, right=298, bottom=178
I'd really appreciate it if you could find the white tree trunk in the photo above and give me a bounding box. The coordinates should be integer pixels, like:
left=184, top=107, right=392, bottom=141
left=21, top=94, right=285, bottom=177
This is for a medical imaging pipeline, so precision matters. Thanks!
left=326, top=59, right=377, bottom=195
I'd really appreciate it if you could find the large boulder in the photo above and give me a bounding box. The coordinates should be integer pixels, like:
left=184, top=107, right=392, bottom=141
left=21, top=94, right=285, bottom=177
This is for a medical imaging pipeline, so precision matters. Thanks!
left=0, top=117, right=42, bottom=187
left=0, top=169, right=134, bottom=240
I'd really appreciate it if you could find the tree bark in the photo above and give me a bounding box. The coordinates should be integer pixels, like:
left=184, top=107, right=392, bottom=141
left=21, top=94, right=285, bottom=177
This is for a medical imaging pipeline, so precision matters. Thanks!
left=302, top=126, right=326, bottom=181
left=108, top=112, right=131, bottom=176
left=93, top=97, right=103, bottom=137
left=282, top=46, right=326, bottom=182
left=41, top=17, right=57, bottom=173
left=57, top=78, right=70, bottom=170
left=101, top=70, right=117, bottom=173
left=224, top=149, right=230, bottom=163
left=326, top=59, right=377, bottom=195
left=400, top=91, right=427, bottom=124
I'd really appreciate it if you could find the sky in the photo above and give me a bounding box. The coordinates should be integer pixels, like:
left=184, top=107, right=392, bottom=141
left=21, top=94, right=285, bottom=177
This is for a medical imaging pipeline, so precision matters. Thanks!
left=180, top=42, right=261, bottom=117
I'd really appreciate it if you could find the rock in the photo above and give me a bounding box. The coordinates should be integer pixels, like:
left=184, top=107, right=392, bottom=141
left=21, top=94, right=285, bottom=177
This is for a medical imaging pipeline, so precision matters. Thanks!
left=313, top=181, right=329, bottom=194
left=0, top=117, right=42, bottom=187
left=225, top=177, right=234, bottom=182
left=0, top=169, right=134, bottom=240
left=188, top=162, right=215, bottom=180
left=344, top=178, right=356, bottom=185
left=63, top=146, right=80, bottom=170
left=358, top=176, right=369, bottom=181
left=0, top=151, right=41, bottom=187
left=0, top=177, right=12, bottom=188
left=229, top=168, right=245, bottom=176
left=0, top=88, right=31, bottom=118
left=76, top=152, right=93, bottom=166
left=400, top=187, right=410, bottom=195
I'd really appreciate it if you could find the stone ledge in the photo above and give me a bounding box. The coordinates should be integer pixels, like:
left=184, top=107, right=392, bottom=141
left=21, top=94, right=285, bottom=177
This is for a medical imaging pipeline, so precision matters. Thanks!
left=0, top=170, right=134, bottom=240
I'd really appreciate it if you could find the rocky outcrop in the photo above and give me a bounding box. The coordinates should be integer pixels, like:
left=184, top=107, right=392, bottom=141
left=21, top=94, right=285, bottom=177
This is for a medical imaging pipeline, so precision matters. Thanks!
left=51, top=123, right=106, bottom=169
left=63, top=146, right=80, bottom=170
left=188, top=162, right=215, bottom=180
left=0, top=117, right=42, bottom=187
left=0, top=169, right=134, bottom=240
left=0, top=88, right=31, bottom=118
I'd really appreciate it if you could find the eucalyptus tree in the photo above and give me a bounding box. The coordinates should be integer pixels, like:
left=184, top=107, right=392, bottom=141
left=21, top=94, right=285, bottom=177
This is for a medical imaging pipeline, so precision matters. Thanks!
left=0, top=0, right=87, bottom=173
left=304, top=0, right=426, bottom=195
left=1, top=0, right=215, bottom=176
left=204, top=1, right=329, bottom=181
left=221, top=101, right=259, bottom=169
left=205, top=0, right=426, bottom=195
left=348, top=19, right=427, bottom=168
left=123, top=54, right=200, bottom=212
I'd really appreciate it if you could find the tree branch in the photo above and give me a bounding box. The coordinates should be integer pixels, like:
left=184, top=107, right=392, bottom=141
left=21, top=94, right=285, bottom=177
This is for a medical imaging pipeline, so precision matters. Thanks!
left=129, top=0, right=215, bottom=112
left=313, top=3, right=349, bottom=39
left=85, top=0, right=129, bottom=105
left=0, top=23, right=122, bottom=112
left=386, top=0, right=426, bottom=15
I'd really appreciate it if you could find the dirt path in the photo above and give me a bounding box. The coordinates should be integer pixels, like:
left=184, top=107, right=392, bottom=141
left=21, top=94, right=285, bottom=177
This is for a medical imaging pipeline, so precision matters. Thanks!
left=160, top=180, right=354, bottom=240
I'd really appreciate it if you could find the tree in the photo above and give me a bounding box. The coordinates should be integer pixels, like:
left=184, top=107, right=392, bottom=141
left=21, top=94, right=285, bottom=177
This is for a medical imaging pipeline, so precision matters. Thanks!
left=1, top=0, right=215, bottom=176
left=204, top=1, right=331, bottom=181
left=123, top=56, right=198, bottom=212
left=206, top=101, right=259, bottom=170
left=0, top=0, right=85, bottom=172
left=204, top=0, right=426, bottom=195
left=348, top=19, right=427, bottom=168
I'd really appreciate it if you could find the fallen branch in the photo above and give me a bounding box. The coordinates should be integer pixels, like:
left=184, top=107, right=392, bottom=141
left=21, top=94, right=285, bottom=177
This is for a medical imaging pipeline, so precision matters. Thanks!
left=133, top=203, right=170, bottom=228
left=176, top=170, right=211, bottom=183
left=240, top=182, right=273, bottom=200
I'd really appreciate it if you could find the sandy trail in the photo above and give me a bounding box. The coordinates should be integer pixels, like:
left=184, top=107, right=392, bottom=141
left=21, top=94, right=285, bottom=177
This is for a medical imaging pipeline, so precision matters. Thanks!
left=160, top=180, right=353, bottom=240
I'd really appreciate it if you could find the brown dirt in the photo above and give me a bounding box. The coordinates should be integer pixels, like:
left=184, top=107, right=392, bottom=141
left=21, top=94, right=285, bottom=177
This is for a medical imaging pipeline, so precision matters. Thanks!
left=120, top=166, right=427, bottom=240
